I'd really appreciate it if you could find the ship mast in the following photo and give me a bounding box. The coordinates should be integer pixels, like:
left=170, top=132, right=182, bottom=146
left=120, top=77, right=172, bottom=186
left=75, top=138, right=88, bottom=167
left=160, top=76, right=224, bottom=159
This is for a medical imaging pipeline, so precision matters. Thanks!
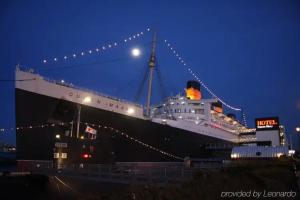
left=146, top=31, right=157, bottom=117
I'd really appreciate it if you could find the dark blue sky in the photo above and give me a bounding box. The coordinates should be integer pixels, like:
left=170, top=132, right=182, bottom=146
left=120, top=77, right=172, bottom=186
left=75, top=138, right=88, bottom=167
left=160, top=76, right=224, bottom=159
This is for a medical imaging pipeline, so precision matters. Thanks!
left=1, top=0, right=300, bottom=147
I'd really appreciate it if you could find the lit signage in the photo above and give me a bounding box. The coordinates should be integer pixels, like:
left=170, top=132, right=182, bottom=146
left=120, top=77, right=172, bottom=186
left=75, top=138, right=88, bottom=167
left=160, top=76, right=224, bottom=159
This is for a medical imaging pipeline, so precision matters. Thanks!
left=255, top=117, right=279, bottom=131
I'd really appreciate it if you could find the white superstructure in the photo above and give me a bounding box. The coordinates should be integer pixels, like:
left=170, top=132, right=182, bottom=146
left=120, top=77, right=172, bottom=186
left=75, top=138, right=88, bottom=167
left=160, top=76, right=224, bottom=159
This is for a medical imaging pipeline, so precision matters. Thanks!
left=151, top=95, right=252, bottom=142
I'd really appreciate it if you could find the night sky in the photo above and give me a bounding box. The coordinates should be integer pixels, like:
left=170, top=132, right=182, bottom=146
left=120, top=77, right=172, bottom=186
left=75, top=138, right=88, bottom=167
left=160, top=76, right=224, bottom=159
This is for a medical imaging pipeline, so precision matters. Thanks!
left=1, top=0, right=300, bottom=148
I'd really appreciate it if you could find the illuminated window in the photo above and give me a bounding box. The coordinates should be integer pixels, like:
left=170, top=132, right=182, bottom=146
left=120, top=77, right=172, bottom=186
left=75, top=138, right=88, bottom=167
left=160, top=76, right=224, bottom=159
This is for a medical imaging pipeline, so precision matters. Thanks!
left=54, top=153, right=59, bottom=158
left=61, top=153, right=67, bottom=159
left=89, top=132, right=97, bottom=140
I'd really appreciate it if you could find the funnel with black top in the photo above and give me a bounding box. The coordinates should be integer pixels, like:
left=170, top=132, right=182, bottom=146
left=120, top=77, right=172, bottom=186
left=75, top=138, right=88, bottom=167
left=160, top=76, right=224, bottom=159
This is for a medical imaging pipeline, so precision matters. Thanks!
left=185, top=80, right=201, bottom=100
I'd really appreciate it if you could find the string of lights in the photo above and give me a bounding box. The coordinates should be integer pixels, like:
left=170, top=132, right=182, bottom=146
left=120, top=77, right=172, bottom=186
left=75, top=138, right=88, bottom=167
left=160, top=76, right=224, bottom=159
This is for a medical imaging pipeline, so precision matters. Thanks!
left=0, top=122, right=69, bottom=133
left=163, top=39, right=242, bottom=112
left=0, top=120, right=183, bottom=160
left=42, top=27, right=151, bottom=64
left=85, top=122, right=184, bottom=161
left=242, top=112, right=248, bottom=127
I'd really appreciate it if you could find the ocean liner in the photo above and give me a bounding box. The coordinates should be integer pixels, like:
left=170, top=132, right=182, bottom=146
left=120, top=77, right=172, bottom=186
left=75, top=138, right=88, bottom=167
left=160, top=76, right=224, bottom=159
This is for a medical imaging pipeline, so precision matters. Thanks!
left=15, top=33, right=253, bottom=165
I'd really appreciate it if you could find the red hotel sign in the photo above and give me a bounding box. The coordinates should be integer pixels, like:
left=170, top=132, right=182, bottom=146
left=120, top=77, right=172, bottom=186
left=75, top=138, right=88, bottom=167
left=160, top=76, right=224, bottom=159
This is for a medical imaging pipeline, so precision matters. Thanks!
left=255, top=117, right=279, bottom=131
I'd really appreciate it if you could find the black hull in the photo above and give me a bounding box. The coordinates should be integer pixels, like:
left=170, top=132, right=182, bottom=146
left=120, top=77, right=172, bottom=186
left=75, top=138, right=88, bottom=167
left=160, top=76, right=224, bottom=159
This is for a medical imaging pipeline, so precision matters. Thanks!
left=16, top=88, right=233, bottom=164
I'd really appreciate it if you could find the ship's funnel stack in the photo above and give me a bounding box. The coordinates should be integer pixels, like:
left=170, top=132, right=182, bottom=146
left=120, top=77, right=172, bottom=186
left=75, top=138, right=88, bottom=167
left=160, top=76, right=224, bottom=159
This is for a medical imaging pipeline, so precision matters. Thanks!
left=185, top=80, right=202, bottom=100
left=212, top=101, right=223, bottom=113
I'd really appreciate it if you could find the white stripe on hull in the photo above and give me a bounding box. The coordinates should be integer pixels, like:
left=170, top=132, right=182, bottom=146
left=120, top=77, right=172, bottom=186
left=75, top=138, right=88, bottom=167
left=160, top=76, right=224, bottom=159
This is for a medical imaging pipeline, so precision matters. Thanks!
left=16, top=69, right=144, bottom=119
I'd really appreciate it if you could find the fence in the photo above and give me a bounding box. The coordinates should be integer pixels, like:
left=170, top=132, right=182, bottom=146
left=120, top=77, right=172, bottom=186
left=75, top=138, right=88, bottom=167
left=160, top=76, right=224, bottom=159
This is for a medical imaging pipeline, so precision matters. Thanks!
left=16, top=160, right=223, bottom=185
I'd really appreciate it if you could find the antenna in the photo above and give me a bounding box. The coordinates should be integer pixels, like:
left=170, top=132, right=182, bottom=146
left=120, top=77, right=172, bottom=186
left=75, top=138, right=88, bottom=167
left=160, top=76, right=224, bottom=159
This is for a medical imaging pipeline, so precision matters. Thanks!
left=16, top=62, right=20, bottom=70
left=146, top=31, right=157, bottom=117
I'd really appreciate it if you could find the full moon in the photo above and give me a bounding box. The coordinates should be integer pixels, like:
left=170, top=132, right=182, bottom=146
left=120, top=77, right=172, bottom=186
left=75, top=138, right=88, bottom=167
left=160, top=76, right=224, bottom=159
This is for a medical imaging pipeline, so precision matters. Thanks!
left=131, top=48, right=141, bottom=57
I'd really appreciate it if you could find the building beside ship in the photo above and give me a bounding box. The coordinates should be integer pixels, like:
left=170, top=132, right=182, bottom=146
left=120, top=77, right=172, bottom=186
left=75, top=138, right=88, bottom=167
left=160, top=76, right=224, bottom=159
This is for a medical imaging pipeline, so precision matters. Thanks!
left=231, top=117, right=293, bottom=159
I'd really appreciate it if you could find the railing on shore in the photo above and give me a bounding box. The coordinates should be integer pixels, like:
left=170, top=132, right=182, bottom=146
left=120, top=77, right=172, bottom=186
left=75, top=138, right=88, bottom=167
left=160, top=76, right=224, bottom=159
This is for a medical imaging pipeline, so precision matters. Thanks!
left=62, top=164, right=195, bottom=184
left=16, top=160, right=223, bottom=184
